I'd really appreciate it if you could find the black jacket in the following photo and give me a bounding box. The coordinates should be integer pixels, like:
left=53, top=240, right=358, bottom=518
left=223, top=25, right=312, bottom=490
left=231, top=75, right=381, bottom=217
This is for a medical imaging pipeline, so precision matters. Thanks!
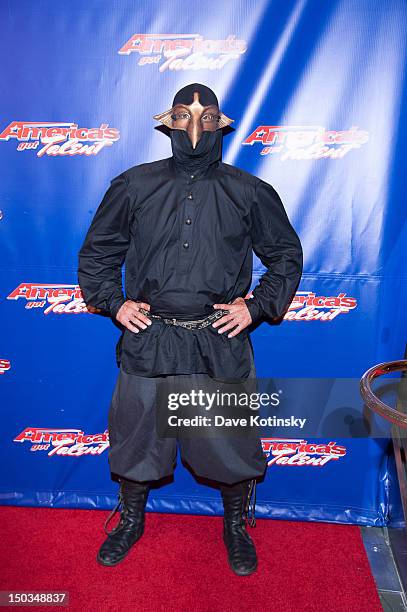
left=77, top=135, right=303, bottom=377
left=78, top=156, right=303, bottom=321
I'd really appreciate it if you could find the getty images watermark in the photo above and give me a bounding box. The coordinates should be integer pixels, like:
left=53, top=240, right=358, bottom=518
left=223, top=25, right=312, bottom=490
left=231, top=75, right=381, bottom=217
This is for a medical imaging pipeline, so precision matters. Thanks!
left=155, top=376, right=401, bottom=439
left=166, top=388, right=306, bottom=430
left=156, top=377, right=305, bottom=439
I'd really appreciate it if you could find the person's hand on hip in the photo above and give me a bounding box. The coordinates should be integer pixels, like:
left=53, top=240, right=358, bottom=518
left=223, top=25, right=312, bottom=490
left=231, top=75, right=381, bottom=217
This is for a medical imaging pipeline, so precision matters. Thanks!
left=212, top=297, right=252, bottom=338
left=116, top=300, right=152, bottom=333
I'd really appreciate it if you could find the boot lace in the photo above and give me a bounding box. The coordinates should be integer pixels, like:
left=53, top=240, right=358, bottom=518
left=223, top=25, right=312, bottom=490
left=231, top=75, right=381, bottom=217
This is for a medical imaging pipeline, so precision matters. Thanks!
left=104, top=489, right=124, bottom=536
left=244, top=478, right=257, bottom=528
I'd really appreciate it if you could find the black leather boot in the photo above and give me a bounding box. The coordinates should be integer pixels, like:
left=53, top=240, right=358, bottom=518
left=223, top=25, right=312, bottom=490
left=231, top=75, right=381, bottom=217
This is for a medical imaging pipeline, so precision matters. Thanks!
left=220, top=478, right=258, bottom=576
left=97, top=478, right=150, bottom=567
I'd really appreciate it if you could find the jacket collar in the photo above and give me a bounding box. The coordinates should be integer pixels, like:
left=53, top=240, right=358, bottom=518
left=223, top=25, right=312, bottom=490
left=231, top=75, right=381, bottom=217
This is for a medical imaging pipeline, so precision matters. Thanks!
left=168, top=156, right=220, bottom=180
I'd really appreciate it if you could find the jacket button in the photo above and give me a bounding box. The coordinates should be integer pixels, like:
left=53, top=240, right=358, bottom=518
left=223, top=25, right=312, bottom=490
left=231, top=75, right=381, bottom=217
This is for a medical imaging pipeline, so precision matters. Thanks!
left=187, top=193, right=193, bottom=200
left=185, top=218, right=192, bottom=225
left=183, top=241, right=189, bottom=249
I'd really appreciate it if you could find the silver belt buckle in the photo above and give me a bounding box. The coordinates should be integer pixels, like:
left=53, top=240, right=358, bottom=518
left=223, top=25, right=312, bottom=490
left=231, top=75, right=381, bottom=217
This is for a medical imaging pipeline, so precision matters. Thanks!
left=163, top=317, right=177, bottom=325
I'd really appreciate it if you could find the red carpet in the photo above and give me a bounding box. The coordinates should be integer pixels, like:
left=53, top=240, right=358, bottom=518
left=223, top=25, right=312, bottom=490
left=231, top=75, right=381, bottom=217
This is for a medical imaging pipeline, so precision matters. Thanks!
left=1, top=507, right=381, bottom=612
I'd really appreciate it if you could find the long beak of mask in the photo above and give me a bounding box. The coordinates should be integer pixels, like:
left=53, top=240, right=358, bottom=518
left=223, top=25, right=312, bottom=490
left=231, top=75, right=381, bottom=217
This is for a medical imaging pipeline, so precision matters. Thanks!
left=153, top=83, right=234, bottom=149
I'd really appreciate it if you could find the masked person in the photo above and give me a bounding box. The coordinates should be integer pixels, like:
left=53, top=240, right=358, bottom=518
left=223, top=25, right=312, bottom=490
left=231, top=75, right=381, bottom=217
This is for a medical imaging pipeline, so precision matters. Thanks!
left=77, top=83, right=303, bottom=576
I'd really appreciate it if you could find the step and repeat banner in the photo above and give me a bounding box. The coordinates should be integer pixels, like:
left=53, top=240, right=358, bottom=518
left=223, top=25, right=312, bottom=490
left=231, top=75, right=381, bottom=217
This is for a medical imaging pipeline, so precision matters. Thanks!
left=1, top=0, right=406, bottom=526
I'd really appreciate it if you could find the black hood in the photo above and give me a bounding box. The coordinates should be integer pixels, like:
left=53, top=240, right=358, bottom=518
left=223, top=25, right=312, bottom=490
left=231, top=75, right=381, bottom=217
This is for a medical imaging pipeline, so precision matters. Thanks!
left=153, top=82, right=234, bottom=174
left=169, top=83, right=223, bottom=174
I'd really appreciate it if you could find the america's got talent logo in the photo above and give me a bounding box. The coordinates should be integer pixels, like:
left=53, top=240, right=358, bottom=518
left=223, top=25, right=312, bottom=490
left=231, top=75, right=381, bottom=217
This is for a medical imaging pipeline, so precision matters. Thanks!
left=261, top=438, right=347, bottom=467
left=7, top=283, right=90, bottom=314
left=284, top=291, right=357, bottom=321
left=0, top=122, right=120, bottom=157
left=242, top=125, right=369, bottom=160
left=14, top=428, right=109, bottom=457
left=118, top=33, right=247, bottom=71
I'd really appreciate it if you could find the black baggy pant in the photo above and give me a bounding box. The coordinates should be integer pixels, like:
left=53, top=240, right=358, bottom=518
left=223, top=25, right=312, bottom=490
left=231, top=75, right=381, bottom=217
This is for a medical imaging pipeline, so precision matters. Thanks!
left=107, top=355, right=268, bottom=485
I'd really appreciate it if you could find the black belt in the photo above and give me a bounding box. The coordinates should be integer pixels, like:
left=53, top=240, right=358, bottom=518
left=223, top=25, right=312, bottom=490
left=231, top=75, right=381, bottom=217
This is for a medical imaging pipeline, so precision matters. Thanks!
left=138, top=307, right=230, bottom=330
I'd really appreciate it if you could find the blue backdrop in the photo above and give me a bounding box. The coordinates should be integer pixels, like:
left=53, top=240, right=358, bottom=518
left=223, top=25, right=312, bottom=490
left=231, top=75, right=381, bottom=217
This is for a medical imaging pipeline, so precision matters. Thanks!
left=1, top=0, right=406, bottom=526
